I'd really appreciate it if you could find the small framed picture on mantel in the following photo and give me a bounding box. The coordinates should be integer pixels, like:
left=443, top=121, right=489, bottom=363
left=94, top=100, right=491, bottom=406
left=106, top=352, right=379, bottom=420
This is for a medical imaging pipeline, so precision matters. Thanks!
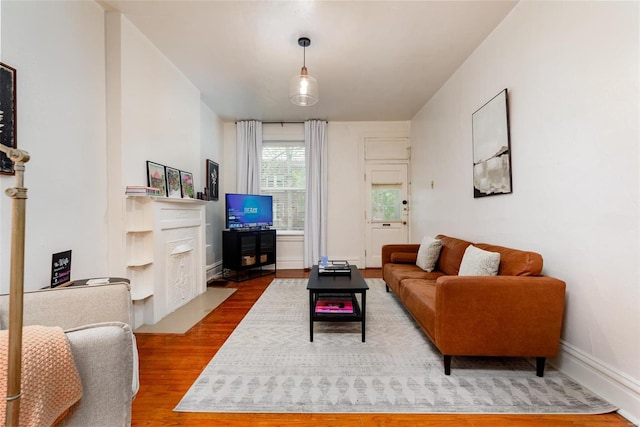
left=165, top=166, right=181, bottom=198
left=146, top=161, right=167, bottom=197
left=180, top=170, right=195, bottom=199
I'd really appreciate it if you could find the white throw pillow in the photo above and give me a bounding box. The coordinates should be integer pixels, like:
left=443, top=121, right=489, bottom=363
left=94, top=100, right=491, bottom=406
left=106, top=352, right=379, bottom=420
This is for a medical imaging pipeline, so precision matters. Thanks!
left=416, top=237, right=442, bottom=272
left=458, top=245, right=500, bottom=276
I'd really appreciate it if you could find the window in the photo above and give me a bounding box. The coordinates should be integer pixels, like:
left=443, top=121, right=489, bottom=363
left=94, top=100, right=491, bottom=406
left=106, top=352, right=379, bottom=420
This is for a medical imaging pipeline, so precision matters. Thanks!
left=261, top=141, right=305, bottom=231
left=371, top=184, right=402, bottom=222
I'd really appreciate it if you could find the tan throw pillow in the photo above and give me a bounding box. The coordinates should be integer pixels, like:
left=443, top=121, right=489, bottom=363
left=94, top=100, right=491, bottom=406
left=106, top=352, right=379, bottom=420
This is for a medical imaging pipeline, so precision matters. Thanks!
left=415, top=237, right=442, bottom=272
left=458, top=245, right=500, bottom=276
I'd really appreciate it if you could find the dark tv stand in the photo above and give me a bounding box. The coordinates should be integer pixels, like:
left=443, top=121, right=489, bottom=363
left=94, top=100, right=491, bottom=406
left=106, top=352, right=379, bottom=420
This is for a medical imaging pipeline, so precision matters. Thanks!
left=222, top=229, right=276, bottom=282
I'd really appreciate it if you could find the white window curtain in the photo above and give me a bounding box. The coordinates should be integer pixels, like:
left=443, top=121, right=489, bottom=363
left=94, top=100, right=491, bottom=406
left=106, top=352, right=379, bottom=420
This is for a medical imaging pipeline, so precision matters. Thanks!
left=236, top=120, right=263, bottom=194
left=304, top=120, right=328, bottom=268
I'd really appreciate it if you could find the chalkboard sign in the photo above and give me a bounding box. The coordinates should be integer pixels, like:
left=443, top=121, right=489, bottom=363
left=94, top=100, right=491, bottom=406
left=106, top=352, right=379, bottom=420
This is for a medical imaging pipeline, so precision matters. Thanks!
left=51, top=250, right=72, bottom=287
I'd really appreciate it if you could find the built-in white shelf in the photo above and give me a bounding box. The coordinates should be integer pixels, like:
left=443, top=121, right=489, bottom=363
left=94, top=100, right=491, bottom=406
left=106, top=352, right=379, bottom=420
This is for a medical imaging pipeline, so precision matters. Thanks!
left=124, top=196, right=206, bottom=322
left=130, top=288, right=153, bottom=301
left=126, top=259, right=153, bottom=268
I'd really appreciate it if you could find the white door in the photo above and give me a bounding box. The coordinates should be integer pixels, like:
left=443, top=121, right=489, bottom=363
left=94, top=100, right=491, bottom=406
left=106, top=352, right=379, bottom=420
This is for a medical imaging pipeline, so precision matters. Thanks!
left=364, top=163, right=409, bottom=268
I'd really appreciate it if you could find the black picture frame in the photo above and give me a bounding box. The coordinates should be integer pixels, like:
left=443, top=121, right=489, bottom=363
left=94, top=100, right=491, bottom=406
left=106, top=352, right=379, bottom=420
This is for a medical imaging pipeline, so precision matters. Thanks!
left=180, top=170, right=195, bottom=199
left=472, top=88, right=512, bottom=198
left=146, top=161, right=167, bottom=196
left=0, top=62, right=17, bottom=175
left=165, top=166, right=182, bottom=198
left=206, top=159, right=219, bottom=201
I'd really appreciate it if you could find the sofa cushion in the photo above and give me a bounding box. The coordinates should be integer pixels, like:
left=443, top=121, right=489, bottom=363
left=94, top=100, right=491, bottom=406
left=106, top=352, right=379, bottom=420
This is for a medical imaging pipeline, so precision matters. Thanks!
left=383, top=263, right=444, bottom=293
left=398, top=279, right=437, bottom=342
left=458, top=245, right=501, bottom=276
left=435, top=235, right=473, bottom=275
left=415, top=236, right=442, bottom=272
left=475, top=243, right=543, bottom=276
left=390, top=252, right=417, bottom=264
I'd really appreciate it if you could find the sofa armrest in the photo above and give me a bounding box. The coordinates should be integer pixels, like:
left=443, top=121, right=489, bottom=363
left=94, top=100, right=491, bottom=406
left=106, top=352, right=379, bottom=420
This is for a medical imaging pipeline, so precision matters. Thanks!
left=57, top=322, right=134, bottom=427
left=434, top=275, right=566, bottom=357
left=381, top=244, right=421, bottom=269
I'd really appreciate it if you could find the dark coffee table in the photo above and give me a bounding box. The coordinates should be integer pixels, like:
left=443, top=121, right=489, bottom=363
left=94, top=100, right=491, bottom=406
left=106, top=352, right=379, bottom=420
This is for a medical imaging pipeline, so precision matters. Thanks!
left=307, top=265, right=369, bottom=342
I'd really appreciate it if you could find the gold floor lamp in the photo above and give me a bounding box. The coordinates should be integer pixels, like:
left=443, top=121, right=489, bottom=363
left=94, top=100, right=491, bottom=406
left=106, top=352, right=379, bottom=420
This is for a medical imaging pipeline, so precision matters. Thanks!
left=0, top=143, right=30, bottom=426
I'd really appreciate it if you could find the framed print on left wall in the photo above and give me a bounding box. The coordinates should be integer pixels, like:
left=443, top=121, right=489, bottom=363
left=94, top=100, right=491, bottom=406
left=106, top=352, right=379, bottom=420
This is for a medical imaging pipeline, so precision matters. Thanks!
left=0, top=62, right=17, bottom=175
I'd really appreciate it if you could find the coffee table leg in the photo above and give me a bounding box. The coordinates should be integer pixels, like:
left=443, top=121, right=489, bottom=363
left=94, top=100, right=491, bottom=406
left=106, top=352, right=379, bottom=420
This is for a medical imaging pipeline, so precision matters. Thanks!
left=309, top=290, right=314, bottom=342
left=361, top=290, right=366, bottom=342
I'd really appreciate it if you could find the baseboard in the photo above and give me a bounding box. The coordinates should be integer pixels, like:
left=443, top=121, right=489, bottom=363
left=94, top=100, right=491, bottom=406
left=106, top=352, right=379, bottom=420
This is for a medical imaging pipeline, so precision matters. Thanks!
left=206, top=261, right=222, bottom=282
left=275, top=257, right=304, bottom=270
left=552, top=340, right=640, bottom=425
left=275, top=257, right=363, bottom=270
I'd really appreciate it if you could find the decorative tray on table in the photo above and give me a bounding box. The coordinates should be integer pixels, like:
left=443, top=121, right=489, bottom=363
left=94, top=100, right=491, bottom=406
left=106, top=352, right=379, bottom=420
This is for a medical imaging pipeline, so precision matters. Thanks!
left=318, top=260, right=351, bottom=276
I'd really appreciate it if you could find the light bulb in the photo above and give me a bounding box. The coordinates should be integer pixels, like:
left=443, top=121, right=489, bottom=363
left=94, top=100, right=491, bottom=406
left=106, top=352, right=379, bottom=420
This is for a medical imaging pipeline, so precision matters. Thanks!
left=299, top=77, right=309, bottom=95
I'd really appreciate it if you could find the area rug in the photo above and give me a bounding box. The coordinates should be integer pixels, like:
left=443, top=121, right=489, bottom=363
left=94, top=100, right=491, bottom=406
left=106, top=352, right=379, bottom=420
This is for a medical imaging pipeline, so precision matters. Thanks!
left=135, top=287, right=236, bottom=334
left=175, top=278, right=616, bottom=414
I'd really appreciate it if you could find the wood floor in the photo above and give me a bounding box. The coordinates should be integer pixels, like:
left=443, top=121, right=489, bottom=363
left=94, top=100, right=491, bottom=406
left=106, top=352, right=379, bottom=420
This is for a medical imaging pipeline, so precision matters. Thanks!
left=132, top=269, right=632, bottom=426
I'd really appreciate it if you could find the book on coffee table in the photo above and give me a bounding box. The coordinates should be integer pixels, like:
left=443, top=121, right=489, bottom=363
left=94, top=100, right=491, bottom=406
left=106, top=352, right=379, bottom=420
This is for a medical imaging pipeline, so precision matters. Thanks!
left=315, top=298, right=354, bottom=313
left=318, top=260, right=351, bottom=275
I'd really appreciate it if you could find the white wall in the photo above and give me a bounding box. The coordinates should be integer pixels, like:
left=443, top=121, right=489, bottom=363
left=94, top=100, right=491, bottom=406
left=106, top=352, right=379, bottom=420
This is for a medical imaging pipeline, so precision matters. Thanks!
left=0, top=3, right=224, bottom=293
left=0, top=0, right=108, bottom=291
left=410, top=1, right=639, bottom=421
left=200, top=102, right=225, bottom=278
left=327, top=121, right=410, bottom=266
left=223, top=121, right=410, bottom=269
left=119, top=17, right=201, bottom=187
left=105, top=12, right=204, bottom=288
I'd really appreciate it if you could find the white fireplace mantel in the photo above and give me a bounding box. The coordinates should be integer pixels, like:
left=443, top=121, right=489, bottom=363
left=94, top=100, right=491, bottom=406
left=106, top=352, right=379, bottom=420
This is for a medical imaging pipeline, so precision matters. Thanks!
left=124, top=197, right=206, bottom=328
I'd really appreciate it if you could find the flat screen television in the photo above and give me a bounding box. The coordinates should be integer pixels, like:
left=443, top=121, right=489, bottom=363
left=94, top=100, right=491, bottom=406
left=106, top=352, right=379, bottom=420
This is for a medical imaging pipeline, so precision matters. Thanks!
left=225, top=193, right=273, bottom=230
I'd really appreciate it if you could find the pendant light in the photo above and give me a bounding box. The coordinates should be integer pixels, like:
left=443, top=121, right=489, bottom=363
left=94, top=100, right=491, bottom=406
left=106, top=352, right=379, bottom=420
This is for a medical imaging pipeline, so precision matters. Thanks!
left=289, top=37, right=319, bottom=106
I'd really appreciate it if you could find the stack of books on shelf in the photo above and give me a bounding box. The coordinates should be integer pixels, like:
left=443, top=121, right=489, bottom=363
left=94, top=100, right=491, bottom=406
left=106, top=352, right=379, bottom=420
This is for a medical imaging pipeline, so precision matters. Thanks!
left=318, top=260, right=351, bottom=275
left=125, top=186, right=163, bottom=196
left=315, top=297, right=353, bottom=314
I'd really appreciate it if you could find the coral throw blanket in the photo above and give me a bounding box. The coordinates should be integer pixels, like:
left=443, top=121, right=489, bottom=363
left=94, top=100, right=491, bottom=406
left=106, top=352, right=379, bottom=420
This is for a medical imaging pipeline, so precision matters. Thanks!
left=0, top=325, right=83, bottom=426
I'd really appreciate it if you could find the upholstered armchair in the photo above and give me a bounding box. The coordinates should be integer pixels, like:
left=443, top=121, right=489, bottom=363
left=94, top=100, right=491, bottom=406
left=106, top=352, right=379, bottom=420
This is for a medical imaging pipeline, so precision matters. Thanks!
left=0, top=283, right=138, bottom=426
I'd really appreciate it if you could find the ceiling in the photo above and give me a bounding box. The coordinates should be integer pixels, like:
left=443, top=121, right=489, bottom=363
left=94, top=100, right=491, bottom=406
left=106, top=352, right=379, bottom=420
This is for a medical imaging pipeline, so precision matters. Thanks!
left=101, top=1, right=517, bottom=123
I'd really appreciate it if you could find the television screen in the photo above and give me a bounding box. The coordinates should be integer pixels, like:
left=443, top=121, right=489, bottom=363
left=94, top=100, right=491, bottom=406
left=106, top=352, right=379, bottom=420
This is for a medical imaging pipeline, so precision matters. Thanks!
left=225, top=193, right=273, bottom=229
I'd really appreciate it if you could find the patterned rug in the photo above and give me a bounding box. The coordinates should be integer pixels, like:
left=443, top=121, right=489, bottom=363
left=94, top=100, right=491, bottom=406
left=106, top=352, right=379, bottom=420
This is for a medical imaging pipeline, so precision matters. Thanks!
left=175, top=278, right=617, bottom=414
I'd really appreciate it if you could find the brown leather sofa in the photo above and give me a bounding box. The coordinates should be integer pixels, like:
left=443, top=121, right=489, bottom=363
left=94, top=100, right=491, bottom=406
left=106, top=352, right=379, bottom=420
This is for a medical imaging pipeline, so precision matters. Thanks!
left=382, top=235, right=566, bottom=377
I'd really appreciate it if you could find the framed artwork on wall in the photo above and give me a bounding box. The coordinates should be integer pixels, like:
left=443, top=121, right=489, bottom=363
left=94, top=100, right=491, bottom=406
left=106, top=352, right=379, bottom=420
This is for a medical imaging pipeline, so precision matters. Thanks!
left=472, top=88, right=512, bottom=198
left=206, top=159, right=219, bottom=201
left=165, top=166, right=182, bottom=198
left=0, top=62, right=17, bottom=175
left=146, top=161, right=167, bottom=196
left=180, top=170, right=195, bottom=199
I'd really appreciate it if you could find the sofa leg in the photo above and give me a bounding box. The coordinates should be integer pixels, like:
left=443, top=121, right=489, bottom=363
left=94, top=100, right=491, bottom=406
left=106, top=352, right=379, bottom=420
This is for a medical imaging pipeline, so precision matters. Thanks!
left=443, top=355, right=452, bottom=375
left=536, top=357, right=546, bottom=377
left=385, top=285, right=389, bottom=292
